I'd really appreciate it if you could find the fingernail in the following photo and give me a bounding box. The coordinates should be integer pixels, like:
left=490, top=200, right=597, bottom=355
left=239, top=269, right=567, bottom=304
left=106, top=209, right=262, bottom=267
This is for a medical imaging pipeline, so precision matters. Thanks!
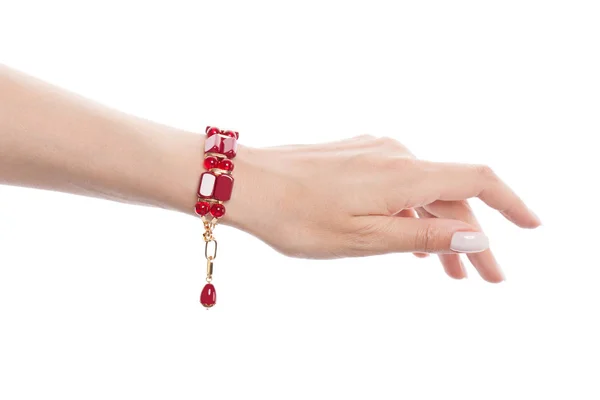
left=529, top=209, right=542, bottom=226
left=450, top=232, right=489, bottom=253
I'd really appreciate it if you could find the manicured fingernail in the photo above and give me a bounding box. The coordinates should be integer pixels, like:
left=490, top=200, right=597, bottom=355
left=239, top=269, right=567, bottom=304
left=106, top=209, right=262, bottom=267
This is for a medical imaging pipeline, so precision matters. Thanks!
left=450, top=232, right=489, bottom=253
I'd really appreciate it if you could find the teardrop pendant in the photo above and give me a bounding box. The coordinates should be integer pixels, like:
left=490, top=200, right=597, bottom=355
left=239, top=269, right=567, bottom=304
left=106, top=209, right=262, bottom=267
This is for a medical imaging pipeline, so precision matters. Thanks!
left=200, top=283, right=217, bottom=308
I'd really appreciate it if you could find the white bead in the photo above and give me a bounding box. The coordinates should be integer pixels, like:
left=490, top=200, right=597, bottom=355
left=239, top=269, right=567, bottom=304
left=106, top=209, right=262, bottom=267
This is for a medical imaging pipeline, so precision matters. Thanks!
left=199, top=173, right=216, bottom=197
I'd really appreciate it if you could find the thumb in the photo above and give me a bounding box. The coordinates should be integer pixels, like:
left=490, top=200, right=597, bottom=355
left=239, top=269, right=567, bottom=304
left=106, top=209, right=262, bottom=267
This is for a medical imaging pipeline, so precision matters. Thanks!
left=357, top=216, right=489, bottom=254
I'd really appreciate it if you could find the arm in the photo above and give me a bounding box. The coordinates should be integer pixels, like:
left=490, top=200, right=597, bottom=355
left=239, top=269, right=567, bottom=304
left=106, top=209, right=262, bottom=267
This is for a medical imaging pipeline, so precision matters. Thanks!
left=0, top=65, right=541, bottom=283
left=0, top=65, right=206, bottom=216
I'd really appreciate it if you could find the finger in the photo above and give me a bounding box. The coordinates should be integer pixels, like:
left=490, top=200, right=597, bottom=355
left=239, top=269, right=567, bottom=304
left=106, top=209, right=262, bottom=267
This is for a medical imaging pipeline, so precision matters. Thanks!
left=397, top=208, right=429, bottom=258
left=424, top=200, right=504, bottom=283
left=415, top=207, right=467, bottom=279
left=439, top=254, right=467, bottom=280
left=350, top=215, right=488, bottom=255
left=414, top=161, right=541, bottom=229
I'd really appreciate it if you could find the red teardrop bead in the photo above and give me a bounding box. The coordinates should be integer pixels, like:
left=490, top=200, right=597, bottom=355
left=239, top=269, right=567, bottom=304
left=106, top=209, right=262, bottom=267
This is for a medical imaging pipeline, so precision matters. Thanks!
left=200, top=283, right=216, bottom=308
left=218, top=159, right=234, bottom=171
left=210, top=203, right=226, bottom=218
left=195, top=201, right=210, bottom=216
left=203, top=156, right=218, bottom=170
left=206, top=127, right=221, bottom=137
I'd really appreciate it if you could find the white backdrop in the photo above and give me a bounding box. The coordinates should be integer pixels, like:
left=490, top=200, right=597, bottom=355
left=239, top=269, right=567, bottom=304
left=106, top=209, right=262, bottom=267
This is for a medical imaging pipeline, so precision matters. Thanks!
left=1, top=1, right=598, bottom=399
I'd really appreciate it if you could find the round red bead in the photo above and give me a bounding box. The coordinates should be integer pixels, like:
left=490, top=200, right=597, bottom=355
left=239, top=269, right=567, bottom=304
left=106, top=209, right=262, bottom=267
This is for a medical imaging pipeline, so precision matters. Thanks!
left=210, top=203, right=226, bottom=218
left=222, top=130, right=236, bottom=138
left=195, top=201, right=210, bottom=216
left=203, top=156, right=218, bottom=170
left=200, top=283, right=216, bottom=308
left=206, top=127, right=221, bottom=137
left=218, top=159, right=234, bottom=171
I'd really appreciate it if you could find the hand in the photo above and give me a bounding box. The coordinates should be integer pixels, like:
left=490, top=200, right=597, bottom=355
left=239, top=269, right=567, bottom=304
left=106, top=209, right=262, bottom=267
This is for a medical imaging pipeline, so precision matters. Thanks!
left=225, top=135, right=541, bottom=283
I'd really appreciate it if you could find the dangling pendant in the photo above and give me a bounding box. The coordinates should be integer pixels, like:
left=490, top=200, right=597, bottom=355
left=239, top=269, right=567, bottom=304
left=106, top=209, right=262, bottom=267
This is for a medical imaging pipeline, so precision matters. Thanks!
left=200, top=283, right=216, bottom=308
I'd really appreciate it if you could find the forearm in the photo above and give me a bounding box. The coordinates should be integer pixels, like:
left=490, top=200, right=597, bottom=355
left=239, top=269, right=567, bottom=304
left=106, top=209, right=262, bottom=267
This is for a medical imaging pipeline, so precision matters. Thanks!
left=0, top=65, right=213, bottom=218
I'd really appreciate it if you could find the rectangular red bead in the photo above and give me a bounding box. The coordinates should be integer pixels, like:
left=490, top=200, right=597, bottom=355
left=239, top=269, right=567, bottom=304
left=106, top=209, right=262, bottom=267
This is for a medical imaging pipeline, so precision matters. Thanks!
left=213, top=174, right=234, bottom=201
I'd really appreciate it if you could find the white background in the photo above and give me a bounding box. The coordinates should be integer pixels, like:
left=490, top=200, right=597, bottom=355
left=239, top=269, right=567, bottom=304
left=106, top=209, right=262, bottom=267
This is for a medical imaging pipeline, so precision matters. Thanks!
left=1, top=1, right=599, bottom=399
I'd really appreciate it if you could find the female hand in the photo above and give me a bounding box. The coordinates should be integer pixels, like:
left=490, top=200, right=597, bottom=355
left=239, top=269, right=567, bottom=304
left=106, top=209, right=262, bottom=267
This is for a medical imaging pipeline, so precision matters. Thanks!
left=226, top=135, right=541, bottom=283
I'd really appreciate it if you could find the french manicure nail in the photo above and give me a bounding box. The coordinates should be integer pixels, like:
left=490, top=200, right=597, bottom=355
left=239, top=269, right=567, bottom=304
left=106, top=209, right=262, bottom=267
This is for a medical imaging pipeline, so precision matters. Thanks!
left=450, top=232, right=489, bottom=253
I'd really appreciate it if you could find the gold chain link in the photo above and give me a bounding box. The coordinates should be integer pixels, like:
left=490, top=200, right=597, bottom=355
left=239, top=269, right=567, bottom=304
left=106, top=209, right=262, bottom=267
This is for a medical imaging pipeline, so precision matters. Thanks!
left=203, top=220, right=217, bottom=284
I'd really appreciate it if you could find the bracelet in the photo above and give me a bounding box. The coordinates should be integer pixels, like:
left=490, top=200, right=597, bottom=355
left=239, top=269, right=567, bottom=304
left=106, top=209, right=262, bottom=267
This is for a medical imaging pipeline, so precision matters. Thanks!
left=195, top=125, right=239, bottom=309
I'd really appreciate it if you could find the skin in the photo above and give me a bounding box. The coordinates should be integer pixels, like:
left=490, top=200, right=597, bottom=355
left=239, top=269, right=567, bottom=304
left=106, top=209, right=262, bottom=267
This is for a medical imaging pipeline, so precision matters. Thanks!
left=0, top=65, right=541, bottom=283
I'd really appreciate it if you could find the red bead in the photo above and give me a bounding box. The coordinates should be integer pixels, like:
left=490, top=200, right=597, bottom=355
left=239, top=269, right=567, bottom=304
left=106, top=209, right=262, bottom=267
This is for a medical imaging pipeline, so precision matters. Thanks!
left=210, top=203, right=226, bottom=218
left=204, top=134, right=237, bottom=158
left=203, top=156, right=218, bottom=170
left=218, top=159, right=234, bottom=171
left=222, top=130, right=236, bottom=138
left=204, top=134, right=221, bottom=153
left=195, top=201, right=210, bottom=216
left=206, top=127, right=221, bottom=137
left=213, top=174, right=234, bottom=201
left=200, top=283, right=216, bottom=308
left=221, top=136, right=237, bottom=158
left=234, top=131, right=239, bottom=140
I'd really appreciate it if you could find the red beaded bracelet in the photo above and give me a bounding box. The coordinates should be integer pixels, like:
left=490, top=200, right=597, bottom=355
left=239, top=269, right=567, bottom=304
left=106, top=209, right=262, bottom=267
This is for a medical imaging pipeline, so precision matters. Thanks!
left=195, top=125, right=239, bottom=309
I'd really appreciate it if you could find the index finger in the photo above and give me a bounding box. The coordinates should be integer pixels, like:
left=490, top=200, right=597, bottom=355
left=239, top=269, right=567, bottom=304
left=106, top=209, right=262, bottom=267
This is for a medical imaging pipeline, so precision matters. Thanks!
left=415, top=161, right=541, bottom=228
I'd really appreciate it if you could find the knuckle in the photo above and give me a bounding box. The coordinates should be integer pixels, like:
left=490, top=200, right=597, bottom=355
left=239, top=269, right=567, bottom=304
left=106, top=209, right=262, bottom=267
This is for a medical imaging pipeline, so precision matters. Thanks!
left=475, top=164, right=498, bottom=182
left=375, top=136, right=407, bottom=151
left=378, top=156, right=417, bottom=171
left=375, top=136, right=398, bottom=146
left=415, top=224, right=440, bottom=252
left=356, top=134, right=375, bottom=140
left=351, top=155, right=416, bottom=178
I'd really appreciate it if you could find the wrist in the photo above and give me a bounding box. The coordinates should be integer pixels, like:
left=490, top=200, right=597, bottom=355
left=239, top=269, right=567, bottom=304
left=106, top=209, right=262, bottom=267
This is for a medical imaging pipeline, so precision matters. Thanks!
left=158, top=129, right=262, bottom=231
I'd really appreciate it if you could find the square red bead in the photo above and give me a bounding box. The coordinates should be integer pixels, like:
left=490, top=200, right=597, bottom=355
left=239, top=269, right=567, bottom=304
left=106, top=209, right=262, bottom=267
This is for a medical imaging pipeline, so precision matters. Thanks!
left=221, top=136, right=237, bottom=158
left=204, top=134, right=222, bottom=154
left=204, top=134, right=237, bottom=159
